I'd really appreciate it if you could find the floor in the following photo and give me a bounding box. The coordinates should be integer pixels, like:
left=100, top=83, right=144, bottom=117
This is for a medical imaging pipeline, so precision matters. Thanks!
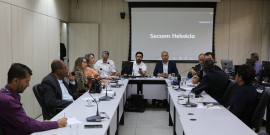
left=118, top=103, right=173, bottom=135
left=35, top=101, right=269, bottom=135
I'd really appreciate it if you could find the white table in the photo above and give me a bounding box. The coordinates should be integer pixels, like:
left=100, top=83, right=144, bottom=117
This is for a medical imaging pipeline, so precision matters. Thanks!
left=32, top=78, right=257, bottom=135
left=32, top=79, right=129, bottom=135
left=166, top=79, right=256, bottom=135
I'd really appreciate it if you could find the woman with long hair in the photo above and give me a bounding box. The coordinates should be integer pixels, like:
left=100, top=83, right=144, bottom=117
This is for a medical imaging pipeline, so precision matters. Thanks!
left=72, top=57, right=89, bottom=99
left=84, top=53, right=114, bottom=88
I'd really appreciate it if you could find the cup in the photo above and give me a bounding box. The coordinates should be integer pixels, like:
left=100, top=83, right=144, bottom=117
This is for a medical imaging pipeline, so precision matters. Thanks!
left=70, top=124, right=78, bottom=135
left=179, top=90, right=185, bottom=96
left=87, top=100, right=92, bottom=106
left=198, top=97, right=204, bottom=102
left=189, top=93, right=195, bottom=102
left=157, top=73, right=160, bottom=78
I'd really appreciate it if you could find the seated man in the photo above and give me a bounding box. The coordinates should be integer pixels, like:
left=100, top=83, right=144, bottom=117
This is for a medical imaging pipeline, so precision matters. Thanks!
left=133, top=52, right=147, bottom=76
left=0, top=63, right=67, bottom=135
left=191, top=59, right=228, bottom=103
left=94, top=51, right=118, bottom=76
left=40, top=60, right=76, bottom=120
left=153, top=51, right=179, bottom=77
left=192, top=52, right=222, bottom=84
left=250, top=53, right=262, bottom=80
left=187, top=53, right=204, bottom=78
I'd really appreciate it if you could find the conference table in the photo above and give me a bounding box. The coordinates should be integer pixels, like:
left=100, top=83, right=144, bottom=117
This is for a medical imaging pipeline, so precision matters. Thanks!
left=32, top=77, right=257, bottom=135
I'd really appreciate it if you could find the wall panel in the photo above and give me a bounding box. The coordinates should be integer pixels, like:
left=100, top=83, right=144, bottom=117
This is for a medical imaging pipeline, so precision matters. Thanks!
left=261, top=24, right=270, bottom=62
left=48, top=0, right=70, bottom=22
left=12, top=6, right=34, bottom=117
left=0, top=2, right=12, bottom=88
left=101, top=0, right=129, bottom=23
left=100, top=23, right=129, bottom=71
left=230, top=0, right=263, bottom=24
left=32, top=12, right=49, bottom=117
left=215, top=0, right=230, bottom=24
left=214, top=24, right=230, bottom=67
left=70, top=0, right=102, bottom=23
left=69, top=23, right=99, bottom=70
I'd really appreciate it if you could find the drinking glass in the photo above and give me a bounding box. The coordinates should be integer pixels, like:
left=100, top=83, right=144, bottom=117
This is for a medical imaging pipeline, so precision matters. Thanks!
left=70, top=124, right=78, bottom=135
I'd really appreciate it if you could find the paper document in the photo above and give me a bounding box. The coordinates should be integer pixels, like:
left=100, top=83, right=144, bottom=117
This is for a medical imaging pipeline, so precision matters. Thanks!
left=67, top=118, right=82, bottom=125
left=51, top=118, right=81, bottom=125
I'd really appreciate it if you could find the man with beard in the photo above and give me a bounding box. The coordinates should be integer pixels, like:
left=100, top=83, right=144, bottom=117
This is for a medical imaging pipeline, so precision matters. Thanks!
left=133, top=52, right=147, bottom=76
left=94, top=51, right=118, bottom=76
left=0, top=63, right=67, bottom=135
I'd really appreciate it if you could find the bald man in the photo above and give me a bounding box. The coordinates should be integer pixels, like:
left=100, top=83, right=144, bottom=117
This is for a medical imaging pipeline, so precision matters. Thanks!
left=40, top=60, right=77, bottom=120
left=153, top=51, right=179, bottom=76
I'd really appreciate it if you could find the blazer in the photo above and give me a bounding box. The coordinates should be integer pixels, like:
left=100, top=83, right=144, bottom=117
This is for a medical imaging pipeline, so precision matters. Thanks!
left=191, top=70, right=228, bottom=103
left=153, top=61, right=179, bottom=76
left=40, top=73, right=77, bottom=120
left=229, top=84, right=258, bottom=127
left=187, top=64, right=202, bottom=78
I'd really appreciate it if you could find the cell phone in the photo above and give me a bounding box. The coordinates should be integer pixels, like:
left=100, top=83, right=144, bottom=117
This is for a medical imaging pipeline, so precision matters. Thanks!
left=84, top=124, right=103, bottom=129
left=190, top=119, right=196, bottom=121
left=139, top=68, right=142, bottom=70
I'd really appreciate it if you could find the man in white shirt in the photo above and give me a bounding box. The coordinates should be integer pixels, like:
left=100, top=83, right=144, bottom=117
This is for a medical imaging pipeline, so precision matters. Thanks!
left=94, top=51, right=118, bottom=76
left=133, top=52, right=147, bottom=76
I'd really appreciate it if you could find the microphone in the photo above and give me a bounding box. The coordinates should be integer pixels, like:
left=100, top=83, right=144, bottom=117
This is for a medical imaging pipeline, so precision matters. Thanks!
left=71, top=72, right=75, bottom=76
left=185, top=84, right=209, bottom=107
left=86, top=92, right=106, bottom=122
left=179, top=67, right=195, bottom=75
left=107, top=62, right=120, bottom=75
left=100, top=68, right=110, bottom=76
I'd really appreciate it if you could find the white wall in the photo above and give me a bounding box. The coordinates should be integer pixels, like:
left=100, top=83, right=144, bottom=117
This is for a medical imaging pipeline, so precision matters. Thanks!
left=0, top=0, right=70, bottom=119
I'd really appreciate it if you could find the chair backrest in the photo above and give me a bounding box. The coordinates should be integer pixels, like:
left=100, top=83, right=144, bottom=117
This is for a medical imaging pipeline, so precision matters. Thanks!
left=0, top=125, right=4, bottom=135
left=221, top=80, right=239, bottom=107
left=251, top=88, right=270, bottom=129
left=32, top=84, right=49, bottom=120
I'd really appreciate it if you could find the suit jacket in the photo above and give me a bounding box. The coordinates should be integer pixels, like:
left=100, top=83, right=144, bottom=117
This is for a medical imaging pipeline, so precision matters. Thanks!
left=187, top=64, right=202, bottom=78
left=153, top=61, right=179, bottom=76
left=198, top=65, right=222, bottom=80
left=191, top=70, right=228, bottom=103
left=40, top=73, right=77, bottom=120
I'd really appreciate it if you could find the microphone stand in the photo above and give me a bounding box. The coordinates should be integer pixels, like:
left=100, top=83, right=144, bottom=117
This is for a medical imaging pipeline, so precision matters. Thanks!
left=185, top=84, right=209, bottom=107
left=99, top=82, right=112, bottom=101
left=86, top=92, right=104, bottom=122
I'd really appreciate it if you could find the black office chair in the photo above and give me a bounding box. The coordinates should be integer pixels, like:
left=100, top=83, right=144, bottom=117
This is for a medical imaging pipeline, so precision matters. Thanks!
left=0, top=125, right=4, bottom=135
left=221, top=80, right=239, bottom=107
left=251, top=88, right=270, bottom=133
left=33, top=84, right=64, bottom=120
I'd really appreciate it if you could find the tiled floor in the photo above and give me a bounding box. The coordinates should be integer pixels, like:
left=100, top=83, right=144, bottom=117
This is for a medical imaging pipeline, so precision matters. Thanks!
left=119, top=103, right=173, bottom=135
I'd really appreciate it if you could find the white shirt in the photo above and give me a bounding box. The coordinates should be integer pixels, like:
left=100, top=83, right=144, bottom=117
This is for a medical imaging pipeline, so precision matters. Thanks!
left=133, top=61, right=147, bottom=76
left=94, top=59, right=116, bottom=76
left=163, top=61, right=169, bottom=74
left=58, top=80, right=75, bottom=101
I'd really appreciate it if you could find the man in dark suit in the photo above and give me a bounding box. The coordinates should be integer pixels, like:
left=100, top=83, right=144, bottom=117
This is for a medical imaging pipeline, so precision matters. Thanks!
left=191, top=59, right=228, bottom=103
left=40, top=60, right=77, bottom=120
left=153, top=51, right=179, bottom=76
left=187, top=53, right=204, bottom=78
left=192, top=52, right=222, bottom=84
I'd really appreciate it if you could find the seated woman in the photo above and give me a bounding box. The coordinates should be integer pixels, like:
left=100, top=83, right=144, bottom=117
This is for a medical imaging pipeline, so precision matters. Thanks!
left=84, top=53, right=114, bottom=88
left=228, top=64, right=258, bottom=127
left=72, top=57, right=90, bottom=99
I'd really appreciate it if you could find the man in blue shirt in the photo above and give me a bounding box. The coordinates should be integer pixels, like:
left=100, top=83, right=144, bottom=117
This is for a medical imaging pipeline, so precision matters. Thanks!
left=251, top=53, right=262, bottom=80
